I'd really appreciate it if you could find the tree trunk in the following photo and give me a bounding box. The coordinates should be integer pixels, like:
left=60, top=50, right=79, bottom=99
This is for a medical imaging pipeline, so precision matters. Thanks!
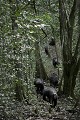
left=35, top=41, right=48, bottom=80
left=59, top=0, right=80, bottom=97
left=70, top=2, right=80, bottom=96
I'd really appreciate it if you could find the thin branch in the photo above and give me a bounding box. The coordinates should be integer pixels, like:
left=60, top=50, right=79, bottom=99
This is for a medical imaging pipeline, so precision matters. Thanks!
left=41, top=28, right=47, bottom=38
left=69, top=0, right=77, bottom=27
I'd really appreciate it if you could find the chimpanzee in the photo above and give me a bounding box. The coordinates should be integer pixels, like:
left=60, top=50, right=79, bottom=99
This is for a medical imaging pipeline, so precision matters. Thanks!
left=43, top=86, right=57, bottom=108
left=34, top=78, right=44, bottom=97
left=53, top=58, right=59, bottom=68
left=44, top=46, right=50, bottom=57
left=48, top=73, right=58, bottom=87
left=49, top=37, right=55, bottom=46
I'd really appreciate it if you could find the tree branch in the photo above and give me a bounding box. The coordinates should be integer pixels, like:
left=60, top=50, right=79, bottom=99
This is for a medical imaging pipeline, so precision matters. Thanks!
left=72, top=57, right=80, bottom=81
left=69, top=0, right=77, bottom=27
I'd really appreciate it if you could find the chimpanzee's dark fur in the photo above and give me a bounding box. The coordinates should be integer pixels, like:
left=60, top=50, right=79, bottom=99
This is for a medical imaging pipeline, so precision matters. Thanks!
left=49, top=38, right=55, bottom=46
left=34, top=78, right=44, bottom=97
left=53, top=58, right=59, bottom=68
left=44, top=46, right=50, bottom=57
left=48, top=73, right=58, bottom=87
left=43, top=86, right=57, bottom=108
left=34, top=79, right=58, bottom=108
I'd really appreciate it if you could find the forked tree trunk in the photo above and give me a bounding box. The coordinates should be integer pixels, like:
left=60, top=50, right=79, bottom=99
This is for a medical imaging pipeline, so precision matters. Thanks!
left=59, top=0, right=80, bottom=97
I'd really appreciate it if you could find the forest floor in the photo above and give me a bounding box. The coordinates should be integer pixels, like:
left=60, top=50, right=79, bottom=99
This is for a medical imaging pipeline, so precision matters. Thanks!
left=0, top=94, right=80, bottom=120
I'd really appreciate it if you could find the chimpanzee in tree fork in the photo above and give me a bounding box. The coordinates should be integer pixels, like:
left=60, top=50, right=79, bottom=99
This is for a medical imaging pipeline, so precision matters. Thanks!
left=43, top=86, right=57, bottom=108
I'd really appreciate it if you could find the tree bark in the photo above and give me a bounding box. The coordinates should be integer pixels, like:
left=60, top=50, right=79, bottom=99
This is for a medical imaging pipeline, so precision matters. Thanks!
left=59, top=0, right=79, bottom=96
left=35, top=41, right=48, bottom=80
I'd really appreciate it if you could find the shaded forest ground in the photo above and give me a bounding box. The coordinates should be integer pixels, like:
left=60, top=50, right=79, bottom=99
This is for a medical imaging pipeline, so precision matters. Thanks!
left=0, top=93, right=80, bottom=120
left=0, top=41, right=80, bottom=120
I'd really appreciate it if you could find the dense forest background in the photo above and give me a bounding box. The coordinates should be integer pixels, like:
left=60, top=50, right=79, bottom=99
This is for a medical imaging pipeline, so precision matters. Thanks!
left=0, top=0, right=80, bottom=120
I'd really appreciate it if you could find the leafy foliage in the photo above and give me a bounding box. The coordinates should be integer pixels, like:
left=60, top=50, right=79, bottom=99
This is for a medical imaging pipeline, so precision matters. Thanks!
left=0, top=0, right=80, bottom=120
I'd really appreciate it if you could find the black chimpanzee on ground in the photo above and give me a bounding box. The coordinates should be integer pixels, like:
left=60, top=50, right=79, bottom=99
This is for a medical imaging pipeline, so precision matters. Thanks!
left=49, top=37, right=55, bottom=46
left=43, top=86, right=57, bottom=108
left=53, top=58, right=60, bottom=68
left=34, top=78, right=58, bottom=108
left=34, top=78, right=44, bottom=97
left=48, top=73, right=58, bottom=87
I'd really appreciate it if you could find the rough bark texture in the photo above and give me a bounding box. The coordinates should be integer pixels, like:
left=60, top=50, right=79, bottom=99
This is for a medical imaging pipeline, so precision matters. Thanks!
left=59, top=0, right=80, bottom=97
left=35, top=41, right=48, bottom=80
